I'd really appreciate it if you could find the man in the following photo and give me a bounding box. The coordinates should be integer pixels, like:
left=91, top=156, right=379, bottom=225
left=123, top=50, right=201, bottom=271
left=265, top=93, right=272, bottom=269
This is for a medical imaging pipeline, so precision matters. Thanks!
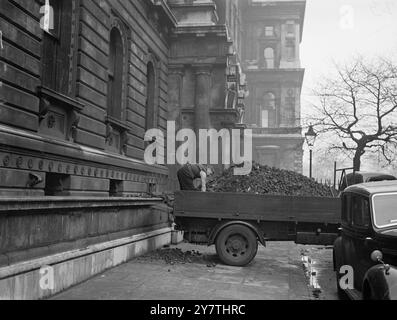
left=177, top=164, right=214, bottom=192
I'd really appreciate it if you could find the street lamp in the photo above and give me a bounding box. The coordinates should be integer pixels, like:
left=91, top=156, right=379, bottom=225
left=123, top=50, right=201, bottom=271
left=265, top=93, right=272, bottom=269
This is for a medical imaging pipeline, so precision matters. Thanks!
left=305, top=125, right=317, bottom=179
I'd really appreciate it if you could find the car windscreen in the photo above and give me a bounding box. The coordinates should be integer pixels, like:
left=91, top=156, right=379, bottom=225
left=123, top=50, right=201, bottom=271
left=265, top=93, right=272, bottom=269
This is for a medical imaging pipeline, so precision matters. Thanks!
left=372, top=192, right=397, bottom=229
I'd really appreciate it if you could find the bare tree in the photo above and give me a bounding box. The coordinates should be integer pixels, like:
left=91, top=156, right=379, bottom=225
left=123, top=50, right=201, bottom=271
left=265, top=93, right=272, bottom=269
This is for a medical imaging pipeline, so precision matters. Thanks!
left=309, top=57, right=397, bottom=171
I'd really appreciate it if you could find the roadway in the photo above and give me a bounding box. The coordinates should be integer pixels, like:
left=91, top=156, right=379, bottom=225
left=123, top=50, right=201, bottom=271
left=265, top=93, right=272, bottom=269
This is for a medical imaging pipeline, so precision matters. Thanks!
left=52, top=241, right=338, bottom=300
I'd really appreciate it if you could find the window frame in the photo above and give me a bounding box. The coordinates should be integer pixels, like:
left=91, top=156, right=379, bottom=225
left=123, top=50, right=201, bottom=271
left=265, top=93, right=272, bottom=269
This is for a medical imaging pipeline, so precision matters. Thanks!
left=41, top=0, right=77, bottom=96
left=105, top=15, right=130, bottom=155
left=341, top=192, right=352, bottom=226
left=145, top=57, right=159, bottom=131
left=264, top=47, right=275, bottom=69
left=371, top=192, right=397, bottom=229
left=265, top=26, right=274, bottom=37
left=107, top=17, right=129, bottom=124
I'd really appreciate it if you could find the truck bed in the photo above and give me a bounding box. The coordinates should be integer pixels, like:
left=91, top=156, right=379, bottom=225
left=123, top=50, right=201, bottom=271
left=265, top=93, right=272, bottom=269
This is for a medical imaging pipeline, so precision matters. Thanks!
left=174, top=191, right=341, bottom=224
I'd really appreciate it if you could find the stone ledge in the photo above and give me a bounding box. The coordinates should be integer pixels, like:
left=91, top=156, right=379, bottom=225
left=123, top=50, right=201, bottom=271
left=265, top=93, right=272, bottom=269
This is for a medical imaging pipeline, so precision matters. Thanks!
left=0, top=197, right=163, bottom=212
left=0, top=124, right=168, bottom=176
left=0, top=228, right=172, bottom=300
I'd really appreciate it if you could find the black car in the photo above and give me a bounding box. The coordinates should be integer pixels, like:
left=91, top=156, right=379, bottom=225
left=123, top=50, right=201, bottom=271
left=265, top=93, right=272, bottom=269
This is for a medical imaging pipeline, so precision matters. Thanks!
left=333, top=180, right=397, bottom=300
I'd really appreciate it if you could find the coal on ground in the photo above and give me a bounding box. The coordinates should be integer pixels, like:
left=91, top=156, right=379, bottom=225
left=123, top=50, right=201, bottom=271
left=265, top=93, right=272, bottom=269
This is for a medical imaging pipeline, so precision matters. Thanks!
left=136, top=246, right=217, bottom=267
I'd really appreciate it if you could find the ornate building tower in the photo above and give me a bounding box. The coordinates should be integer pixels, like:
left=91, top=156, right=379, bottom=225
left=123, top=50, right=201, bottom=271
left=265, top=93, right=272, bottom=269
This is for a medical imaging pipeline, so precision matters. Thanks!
left=242, top=0, right=306, bottom=173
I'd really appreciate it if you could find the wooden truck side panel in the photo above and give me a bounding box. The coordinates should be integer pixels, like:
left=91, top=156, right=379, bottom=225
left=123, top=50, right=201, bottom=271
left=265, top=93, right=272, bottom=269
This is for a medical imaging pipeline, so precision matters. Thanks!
left=174, top=191, right=341, bottom=224
left=174, top=191, right=341, bottom=246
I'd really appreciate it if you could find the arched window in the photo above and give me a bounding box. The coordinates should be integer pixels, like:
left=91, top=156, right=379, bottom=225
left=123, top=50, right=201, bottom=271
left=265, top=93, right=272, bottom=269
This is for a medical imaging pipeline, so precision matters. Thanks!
left=146, top=61, right=156, bottom=130
left=261, top=92, right=276, bottom=128
left=108, top=27, right=124, bottom=120
left=264, top=92, right=276, bottom=109
left=264, top=48, right=275, bottom=69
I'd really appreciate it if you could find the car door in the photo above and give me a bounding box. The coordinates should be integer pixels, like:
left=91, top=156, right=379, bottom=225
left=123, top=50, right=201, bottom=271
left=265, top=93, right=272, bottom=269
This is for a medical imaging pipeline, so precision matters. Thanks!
left=350, top=194, right=375, bottom=291
left=340, top=193, right=356, bottom=272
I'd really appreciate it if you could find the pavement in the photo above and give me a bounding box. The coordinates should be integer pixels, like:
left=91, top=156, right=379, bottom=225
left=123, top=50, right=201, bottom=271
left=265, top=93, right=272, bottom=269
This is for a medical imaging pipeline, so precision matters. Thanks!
left=52, top=241, right=338, bottom=300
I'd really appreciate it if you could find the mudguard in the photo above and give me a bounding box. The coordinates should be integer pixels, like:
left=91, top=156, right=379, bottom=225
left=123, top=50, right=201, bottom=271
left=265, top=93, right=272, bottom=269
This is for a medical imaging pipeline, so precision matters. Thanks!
left=333, top=236, right=344, bottom=271
left=363, top=264, right=397, bottom=300
left=208, top=220, right=266, bottom=247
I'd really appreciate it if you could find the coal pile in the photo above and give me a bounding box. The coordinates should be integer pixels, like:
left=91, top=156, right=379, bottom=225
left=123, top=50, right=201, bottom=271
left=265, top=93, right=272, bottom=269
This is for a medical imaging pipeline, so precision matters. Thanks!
left=207, top=163, right=333, bottom=197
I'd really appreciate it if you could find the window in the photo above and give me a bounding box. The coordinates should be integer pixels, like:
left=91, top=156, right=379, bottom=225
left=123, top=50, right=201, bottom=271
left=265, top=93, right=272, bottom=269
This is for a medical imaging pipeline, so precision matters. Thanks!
left=108, top=27, right=124, bottom=120
left=351, top=195, right=371, bottom=228
left=261, top=110, right=269, bottom=128
left=341, top=193, right=352, bottom=225
left=264, top=92, right=276, bottom=109
left=146, top=61, right=156, bottom=130
left=287, top=22, right=295, bottom=37
left=284, top=96, right=295, bottom=125
left=264, top=47, right=275, bottom=69
left=372, top=193, right=397, bottom=228
left=286, top=40, right=295, bottom=61
left=106, top=18, right=129, bottom=154
left=41, top=0, right=73, bottom=95
left=261, top=92, right=276, bottom=128
left=265, top=26, right=274, bottom=37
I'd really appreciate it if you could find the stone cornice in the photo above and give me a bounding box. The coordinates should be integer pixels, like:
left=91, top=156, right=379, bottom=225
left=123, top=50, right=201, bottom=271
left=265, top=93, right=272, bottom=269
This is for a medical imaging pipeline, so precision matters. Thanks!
left=171, top=25, right=228, bottom=37
left=151, top=0, right=178, bottom=27
left=245, top=0, right=306, bottom=41
left=0, top=124, right=168, bottom=176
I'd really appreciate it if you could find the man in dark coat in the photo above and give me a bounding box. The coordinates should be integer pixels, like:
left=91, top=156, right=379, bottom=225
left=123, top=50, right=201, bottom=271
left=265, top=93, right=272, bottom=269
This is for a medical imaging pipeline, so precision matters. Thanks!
left=177, top=164, right=214, bottom=191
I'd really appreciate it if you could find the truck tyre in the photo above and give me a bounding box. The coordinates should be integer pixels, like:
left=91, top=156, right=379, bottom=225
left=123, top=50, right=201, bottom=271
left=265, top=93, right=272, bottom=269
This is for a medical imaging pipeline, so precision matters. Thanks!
left=215, top=224, right=258, bottom=266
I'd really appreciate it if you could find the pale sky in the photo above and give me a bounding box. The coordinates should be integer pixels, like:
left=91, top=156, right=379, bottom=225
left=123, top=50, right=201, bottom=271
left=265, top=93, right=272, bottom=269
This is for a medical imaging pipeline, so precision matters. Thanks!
left=301, top=0, right=397, bottom=107
left=299, top=0, right=397, bottom=178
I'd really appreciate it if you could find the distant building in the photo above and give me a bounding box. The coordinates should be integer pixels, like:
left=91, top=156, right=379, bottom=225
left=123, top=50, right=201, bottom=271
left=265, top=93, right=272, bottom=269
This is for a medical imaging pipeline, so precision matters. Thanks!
left=241, top=0, right=306, bottom=173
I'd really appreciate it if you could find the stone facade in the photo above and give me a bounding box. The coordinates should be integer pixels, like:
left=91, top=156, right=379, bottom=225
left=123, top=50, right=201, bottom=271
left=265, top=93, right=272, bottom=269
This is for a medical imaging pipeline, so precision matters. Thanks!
left=0, top=0, right=307, bottom=299
left=0, top=0, right=251, bottom=195
left=0, top=0, right=176, bottom=197
left=241, top=0, right=306, bottom=173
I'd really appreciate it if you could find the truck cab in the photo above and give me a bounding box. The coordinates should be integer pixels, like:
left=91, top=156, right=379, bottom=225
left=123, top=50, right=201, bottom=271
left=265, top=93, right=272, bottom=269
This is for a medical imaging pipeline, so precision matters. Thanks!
left=333, top=180, right=397, bottom=300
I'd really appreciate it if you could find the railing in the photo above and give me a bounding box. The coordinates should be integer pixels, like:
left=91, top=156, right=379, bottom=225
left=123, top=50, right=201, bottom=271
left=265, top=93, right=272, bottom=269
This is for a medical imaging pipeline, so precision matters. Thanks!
left=333, top=162, right=354, bottom=192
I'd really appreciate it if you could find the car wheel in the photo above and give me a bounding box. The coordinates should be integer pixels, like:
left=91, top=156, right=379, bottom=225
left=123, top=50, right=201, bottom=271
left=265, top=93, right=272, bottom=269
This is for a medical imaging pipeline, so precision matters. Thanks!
left=215, top=225, right=258, bottom=266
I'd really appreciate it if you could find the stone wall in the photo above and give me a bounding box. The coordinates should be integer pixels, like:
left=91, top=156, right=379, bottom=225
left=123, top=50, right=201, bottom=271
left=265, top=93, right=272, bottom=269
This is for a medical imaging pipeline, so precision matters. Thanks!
left=0, top=0, right=176, bottom=299
left=0, top=0, right=174, bottom=197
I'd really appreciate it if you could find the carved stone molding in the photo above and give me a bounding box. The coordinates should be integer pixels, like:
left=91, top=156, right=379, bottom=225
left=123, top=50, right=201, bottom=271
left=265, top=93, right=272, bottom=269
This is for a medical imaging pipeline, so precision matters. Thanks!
left=37, top=86, right=84, bottom=141
left=68, top=110, right=80, bottom=142
left=38, top=97, right=51, bottom=122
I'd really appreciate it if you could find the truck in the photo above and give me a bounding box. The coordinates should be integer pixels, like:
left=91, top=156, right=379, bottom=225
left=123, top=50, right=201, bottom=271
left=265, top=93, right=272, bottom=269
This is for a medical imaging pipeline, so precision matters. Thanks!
left=173, top=191, right=341, bottom=266
left=333, top=180, right=397, bottom=300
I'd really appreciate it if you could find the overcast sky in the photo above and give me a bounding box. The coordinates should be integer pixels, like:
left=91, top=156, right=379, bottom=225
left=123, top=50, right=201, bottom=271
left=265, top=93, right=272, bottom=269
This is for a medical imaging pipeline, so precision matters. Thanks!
left=299, top=0, right=397, bottom=177
left=301, top=0, right=397, bottom=110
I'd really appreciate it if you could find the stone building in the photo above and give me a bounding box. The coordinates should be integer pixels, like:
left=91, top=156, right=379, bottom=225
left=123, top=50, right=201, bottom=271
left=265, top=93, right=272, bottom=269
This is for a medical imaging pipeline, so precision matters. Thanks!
left=0, top=0, right=176, bottom=197
left=0, top=0, right=248, bottom=299
left=241, top=0, right=306, bottom=173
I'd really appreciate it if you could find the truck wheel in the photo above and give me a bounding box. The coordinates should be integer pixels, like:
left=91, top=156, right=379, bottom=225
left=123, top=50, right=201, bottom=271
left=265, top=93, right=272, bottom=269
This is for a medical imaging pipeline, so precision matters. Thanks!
left=215, top=225, right=258, bottom=266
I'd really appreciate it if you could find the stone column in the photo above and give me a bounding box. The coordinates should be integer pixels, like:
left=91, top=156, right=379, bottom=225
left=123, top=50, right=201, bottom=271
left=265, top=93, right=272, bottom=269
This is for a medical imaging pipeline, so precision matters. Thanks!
left=167, top=65, right=185, bottom=191
left=194, top=65, right=212, bottom=133
left=168, top=65, right=185, bottom=131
